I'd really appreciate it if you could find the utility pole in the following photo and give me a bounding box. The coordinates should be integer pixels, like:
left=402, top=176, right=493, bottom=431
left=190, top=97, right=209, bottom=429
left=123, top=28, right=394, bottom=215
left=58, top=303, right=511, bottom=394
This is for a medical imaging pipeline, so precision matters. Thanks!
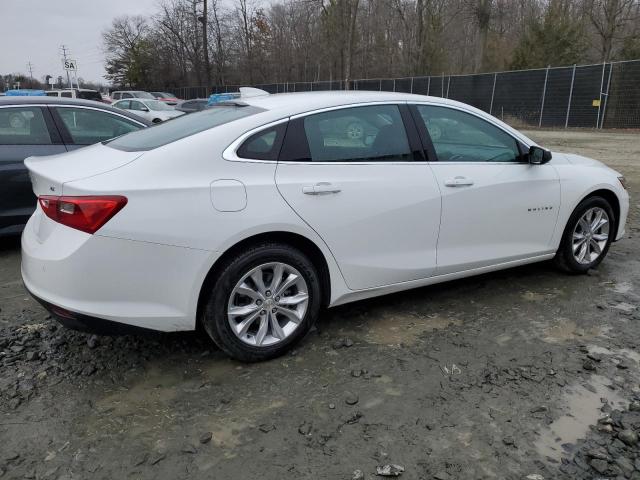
left=60, top=44, right=72, bottom=88
left=198, top=1, right=211, bottom=86
left=26, top=62, right=34, bottom=83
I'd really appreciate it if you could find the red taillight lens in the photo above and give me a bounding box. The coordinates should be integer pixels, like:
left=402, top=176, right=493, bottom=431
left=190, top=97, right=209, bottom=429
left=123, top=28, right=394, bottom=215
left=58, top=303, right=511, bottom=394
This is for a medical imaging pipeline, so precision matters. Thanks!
left=38, top=195, right=128, bottom=234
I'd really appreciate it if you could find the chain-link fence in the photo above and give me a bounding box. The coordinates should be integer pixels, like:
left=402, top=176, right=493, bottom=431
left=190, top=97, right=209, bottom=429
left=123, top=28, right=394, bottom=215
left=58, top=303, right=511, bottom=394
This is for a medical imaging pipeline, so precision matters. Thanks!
left=167, top=59, right=640, bottom=129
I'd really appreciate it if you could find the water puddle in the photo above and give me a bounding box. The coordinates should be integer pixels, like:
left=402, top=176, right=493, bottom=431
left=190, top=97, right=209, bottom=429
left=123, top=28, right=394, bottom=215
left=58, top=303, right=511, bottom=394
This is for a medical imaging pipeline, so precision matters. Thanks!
left=534, top=375, right=625, bottom=461
left=539, top=318, right=606, bottom=344
left=362, top=313, right=462, bottom=346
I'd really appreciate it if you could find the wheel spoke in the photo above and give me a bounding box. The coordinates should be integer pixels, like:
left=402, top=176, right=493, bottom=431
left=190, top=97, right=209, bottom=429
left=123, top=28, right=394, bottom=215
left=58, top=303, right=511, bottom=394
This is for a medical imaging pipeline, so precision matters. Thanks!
left=269, top=311, right=286, bottom=340
left=250, top=269, right=267, bottom=295
left=590, top=210, right=602, bottom=231
left=236, top=310, right=261, bottom=337
left=573, top=236, right=587, bottom=252
left=593, top=233, right=608, bottom=242
left=270, top=263, right=284, bottom=293
left=579, top=217, right=591, bottom=234
left=254, top=315, right=268, bottom=346
left=235, top=283, right=263, bottom=301
left=228, top=304, right=260, bottom=318
left=275, top=273, right=299, bottom=297
left=577, top=241, right=588, bottom=263
left=276, top=305, right=303, bottom=324
left=590, top=238, right=602, bottom=255
left=278, top=292, right=309, bottom=306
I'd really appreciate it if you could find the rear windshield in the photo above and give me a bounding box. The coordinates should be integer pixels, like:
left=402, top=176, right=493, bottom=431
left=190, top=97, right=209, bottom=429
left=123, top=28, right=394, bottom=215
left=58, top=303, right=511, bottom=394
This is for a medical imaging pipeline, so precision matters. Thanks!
left=77, top=90, right=102, bottom=101
left=106, top=105, right=263, bottom=152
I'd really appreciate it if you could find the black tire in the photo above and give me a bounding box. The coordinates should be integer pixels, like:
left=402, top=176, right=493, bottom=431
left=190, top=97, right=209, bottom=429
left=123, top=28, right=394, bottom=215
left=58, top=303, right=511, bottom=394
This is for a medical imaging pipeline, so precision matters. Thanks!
left=201, top=243, right=321, bottom=362
left=554, top=196, right=615, bottom=273
left=152, top=118, right=162, bottom=123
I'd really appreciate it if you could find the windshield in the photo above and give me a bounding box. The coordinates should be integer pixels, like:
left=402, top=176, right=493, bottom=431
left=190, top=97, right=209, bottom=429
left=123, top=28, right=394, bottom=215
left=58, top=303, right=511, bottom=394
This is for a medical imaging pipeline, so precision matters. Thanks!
left=106, top=105, right=264, bottom=152
left=146, top=100, right=175, bottom=111
left=77, top=90, right=102, bottom=101
left=133, top=91, right=156, bottom=99
left=153, top=92, right=173, bottom=98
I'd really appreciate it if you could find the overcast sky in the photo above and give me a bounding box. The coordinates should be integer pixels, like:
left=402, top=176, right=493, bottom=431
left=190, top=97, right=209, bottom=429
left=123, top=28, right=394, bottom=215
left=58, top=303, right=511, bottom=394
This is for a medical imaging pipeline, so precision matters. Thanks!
left=2, top=0, right=158, bottom=84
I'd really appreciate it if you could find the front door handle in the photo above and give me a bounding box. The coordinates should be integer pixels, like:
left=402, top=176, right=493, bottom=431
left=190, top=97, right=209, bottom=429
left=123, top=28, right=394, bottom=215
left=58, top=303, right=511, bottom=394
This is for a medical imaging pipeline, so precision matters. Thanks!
left=303, top=182, right=342, bottom=195
left=444, top=176, right=474, bottom=187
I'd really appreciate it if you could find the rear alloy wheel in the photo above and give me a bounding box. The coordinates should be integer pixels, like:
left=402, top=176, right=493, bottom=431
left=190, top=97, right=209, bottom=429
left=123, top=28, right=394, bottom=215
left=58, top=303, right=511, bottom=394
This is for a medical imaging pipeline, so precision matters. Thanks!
left=554, top=196, right=615, bottom=273
left=202, top=243, right=321, bottom=362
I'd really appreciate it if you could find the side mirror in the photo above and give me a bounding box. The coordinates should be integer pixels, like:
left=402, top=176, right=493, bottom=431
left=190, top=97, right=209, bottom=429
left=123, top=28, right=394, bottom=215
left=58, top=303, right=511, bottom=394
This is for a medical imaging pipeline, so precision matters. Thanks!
left=141, top=107, right=149, bottom=112
left=529, top=145, right=552, bottom=165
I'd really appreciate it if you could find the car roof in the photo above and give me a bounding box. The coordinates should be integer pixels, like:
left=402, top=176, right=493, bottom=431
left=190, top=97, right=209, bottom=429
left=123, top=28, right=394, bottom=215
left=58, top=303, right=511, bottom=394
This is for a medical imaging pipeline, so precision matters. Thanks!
left=0, top=96, right=153, bottom=125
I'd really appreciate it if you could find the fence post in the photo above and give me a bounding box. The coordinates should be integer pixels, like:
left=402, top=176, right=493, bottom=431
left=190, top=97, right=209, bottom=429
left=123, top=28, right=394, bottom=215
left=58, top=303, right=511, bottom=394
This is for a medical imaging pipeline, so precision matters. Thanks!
left=600, top=63, right=613, bottom=129
left=393, top=79, right=396, bottom=92
left=441, top=72, right=444, bottom=97
left=410, top=77, right=414, bottom=94
left=539, top=65, right=550, bottom=128
left=427, top=76, right=431, bottom=96
left=565, top=65, right=576, bottom=129
left=596, top=61, right=606, bottom=128
left=489, top=73, right=497, bottom=115
left=446, top=76, right=451, bottom=98
left=379, top=79, right=382, bottom=91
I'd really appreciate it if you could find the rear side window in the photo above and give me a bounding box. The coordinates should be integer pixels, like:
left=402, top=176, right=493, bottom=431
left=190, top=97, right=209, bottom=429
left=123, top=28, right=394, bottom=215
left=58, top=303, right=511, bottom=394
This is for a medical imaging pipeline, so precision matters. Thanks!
left=55, top=107, right=142, bottom=145
left=0, top=107, right=52, bottom=145
left=61, top=91, right=72, bottom=98
left=237, top=123, right=286, bottom=160
left=302, top=105, right=411, bottom=162
left=107, top=105, right=263, bottom=152
left=45, top=92, right=58, bottom=97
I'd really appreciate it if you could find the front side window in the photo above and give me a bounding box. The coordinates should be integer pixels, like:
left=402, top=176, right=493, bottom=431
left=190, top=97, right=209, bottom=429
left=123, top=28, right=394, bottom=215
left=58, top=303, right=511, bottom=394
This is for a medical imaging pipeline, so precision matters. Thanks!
left=415, top=105, right=521, bottom=162
left=130, top=101, right=146, bottom=111
left=302, top=105, right=411, bottom=162
left=61, top=91, right=72, bottom=98
left=114, top=100, right=130, bottom=110
left=107, top=105, right=264, bottom=152
left=55, top=107, right=142, bottom=145
left=0, top=107, right=52, bottom=145
left=237, top=123, right=286, bottom=160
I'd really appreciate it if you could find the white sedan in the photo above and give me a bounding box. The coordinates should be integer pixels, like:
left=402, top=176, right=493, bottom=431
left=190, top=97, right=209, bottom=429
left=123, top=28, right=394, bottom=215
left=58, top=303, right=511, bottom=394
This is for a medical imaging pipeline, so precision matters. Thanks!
left=22, top=90, right=629, bottom=361
left=111, top=98, right=184, bottom=123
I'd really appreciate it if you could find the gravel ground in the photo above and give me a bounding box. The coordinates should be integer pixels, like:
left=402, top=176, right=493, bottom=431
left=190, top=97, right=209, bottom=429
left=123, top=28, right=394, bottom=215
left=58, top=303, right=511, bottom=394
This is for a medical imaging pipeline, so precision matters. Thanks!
left=1, top=128, right=640, bottom=480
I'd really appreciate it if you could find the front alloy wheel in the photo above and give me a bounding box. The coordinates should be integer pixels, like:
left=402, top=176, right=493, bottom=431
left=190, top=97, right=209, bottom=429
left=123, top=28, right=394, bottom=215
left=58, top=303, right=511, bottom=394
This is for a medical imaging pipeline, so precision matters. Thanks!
left=555, top=196, right=615, bottom=273
left=571, top=207, right=610, bottom=265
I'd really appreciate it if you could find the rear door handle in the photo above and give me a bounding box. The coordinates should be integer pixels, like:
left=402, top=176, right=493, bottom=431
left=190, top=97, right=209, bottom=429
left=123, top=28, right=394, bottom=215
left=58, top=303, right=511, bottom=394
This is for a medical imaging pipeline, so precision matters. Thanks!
left=303, top=182, right=341, bottom=195
left=444, top=176, right=474, bottom=187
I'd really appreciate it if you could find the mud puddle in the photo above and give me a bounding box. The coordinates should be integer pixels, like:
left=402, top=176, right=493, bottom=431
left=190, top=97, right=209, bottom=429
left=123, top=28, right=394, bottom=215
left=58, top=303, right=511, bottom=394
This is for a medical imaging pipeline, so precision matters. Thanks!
left=534, top=375, right=625, bottom=461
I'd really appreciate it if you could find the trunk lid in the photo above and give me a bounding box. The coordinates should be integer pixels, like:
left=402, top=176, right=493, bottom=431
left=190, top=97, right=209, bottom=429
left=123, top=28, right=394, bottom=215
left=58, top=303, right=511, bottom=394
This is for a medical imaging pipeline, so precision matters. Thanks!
left=25, top=142, right=144, bottom=196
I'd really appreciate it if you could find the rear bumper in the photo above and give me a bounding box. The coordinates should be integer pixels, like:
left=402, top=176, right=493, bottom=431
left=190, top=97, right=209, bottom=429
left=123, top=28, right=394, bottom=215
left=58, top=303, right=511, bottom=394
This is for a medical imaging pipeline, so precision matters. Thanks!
left=21, top=208, right=215, bottom=332
left=28, top=289, right=157, bottom=335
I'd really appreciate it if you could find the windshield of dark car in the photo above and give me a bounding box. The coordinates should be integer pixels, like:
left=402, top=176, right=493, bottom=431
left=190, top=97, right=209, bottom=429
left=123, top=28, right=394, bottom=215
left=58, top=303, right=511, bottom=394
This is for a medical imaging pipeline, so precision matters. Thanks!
left=106, top=105, right=264, bottom=152
left=134, top=92, right=156, bottom=99
left=77, top=90, right=102, bottom=101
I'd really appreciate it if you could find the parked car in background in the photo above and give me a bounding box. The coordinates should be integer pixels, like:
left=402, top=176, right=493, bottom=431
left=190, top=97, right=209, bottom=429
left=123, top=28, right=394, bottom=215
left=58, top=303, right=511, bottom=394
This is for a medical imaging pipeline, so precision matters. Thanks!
left=21, top=90, right=628, bottom=362
left=45, top=89, right=103, bottom=102
left=151, top=92, right=180, bottom=105
left=111, top=98, right=184, bottom=123
left=0, top=97, right=149, bottom=235
left=175, top=98, right=209, bottom=113
left=110, top=91, right=156, bottom=101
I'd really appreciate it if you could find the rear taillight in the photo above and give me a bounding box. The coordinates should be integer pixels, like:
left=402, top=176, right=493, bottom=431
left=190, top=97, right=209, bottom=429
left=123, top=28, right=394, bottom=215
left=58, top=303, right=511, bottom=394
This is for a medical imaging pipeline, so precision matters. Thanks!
left=38, top=195, right=127, bottom=234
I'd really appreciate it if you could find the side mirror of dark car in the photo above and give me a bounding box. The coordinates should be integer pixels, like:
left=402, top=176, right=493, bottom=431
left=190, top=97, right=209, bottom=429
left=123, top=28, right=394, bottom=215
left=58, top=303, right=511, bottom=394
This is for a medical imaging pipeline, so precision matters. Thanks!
left=529, top=145, right=552, bottom=165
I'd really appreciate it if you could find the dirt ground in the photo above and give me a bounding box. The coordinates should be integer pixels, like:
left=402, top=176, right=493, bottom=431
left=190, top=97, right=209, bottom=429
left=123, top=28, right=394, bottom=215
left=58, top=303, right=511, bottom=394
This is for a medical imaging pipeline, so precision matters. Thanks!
left=1, top=129, right=640, bottom=480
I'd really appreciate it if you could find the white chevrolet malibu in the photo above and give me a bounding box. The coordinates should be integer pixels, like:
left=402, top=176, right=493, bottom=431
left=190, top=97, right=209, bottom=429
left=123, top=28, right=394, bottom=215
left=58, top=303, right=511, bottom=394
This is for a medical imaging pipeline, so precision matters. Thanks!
left=22, top=90, right=629, bottom=361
